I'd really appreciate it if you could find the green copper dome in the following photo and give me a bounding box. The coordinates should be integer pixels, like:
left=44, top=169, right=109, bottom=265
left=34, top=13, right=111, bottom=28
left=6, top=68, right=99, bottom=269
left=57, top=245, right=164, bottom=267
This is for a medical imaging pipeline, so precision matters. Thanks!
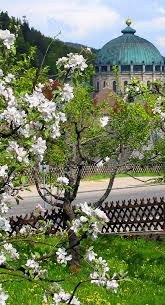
left=96, top=21, right=164, bottom=65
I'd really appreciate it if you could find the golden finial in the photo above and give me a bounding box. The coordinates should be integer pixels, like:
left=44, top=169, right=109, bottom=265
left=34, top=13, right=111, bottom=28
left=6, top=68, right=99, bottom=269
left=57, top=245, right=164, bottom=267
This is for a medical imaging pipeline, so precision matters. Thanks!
left=126, top=19, right=132, bottom=26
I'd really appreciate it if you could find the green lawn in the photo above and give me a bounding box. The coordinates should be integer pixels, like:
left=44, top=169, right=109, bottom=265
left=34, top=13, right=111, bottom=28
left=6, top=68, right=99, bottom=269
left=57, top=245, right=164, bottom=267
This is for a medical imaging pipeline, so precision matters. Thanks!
left=1, top=235, right=165, bottom=305
left=83, top=172, right=162, bottom=181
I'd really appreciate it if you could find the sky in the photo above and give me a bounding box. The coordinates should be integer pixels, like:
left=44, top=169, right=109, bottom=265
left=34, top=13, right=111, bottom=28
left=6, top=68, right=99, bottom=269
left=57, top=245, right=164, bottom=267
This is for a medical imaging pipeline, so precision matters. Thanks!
left=1, top=0, right=165, bottom=54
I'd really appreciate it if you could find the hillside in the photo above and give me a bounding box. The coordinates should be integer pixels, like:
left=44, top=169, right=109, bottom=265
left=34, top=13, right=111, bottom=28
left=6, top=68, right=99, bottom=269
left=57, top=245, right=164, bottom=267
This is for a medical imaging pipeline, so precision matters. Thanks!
left=0, top=11, right=97, bottom=76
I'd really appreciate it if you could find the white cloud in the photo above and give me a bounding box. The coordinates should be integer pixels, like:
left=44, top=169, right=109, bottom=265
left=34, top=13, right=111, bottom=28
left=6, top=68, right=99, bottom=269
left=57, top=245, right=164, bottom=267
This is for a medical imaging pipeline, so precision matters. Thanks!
left=136, top=16, right=165, bottom=32
left=1, top=0, right=120, bottom=41
left=157, top=37, right=165, bottom=47
left=157, top=7, right=165, bottom=14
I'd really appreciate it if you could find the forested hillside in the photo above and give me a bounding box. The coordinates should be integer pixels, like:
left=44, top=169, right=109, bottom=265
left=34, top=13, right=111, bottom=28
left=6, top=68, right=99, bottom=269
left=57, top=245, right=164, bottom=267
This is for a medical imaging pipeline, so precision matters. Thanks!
left=0, top=11, right=97, bottom=76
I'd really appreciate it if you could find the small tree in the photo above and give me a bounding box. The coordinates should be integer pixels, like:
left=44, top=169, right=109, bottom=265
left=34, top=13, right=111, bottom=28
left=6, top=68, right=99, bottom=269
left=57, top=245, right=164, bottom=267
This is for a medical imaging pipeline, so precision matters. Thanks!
left=34, top=67, right=157, bottom=270
left=0, top=28, right=126, bottom=304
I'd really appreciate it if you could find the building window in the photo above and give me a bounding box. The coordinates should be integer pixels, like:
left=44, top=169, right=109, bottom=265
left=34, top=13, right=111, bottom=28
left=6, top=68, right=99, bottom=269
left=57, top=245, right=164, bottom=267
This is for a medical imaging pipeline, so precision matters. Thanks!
left=96, top=81, right=99, bottom=91
left=103, top=81, right=106, bottom=88
left=121, top=65, right=130, bottom=72
left=113, top=81, right=117, bottom=93
left=145, top=65, right=153, bottom=72
left=95, top=66, right=99, bottom=73
left=133, top=65, right=143, bottom=72
left=110, top=65, right=113, bottom=72
left=155, top=65, right=160, bottom=72
left=101, top=66, right=107, bottom=72
left=162, top=66, right=165, bottom=72
left=124, top=81, right=128, bottom=87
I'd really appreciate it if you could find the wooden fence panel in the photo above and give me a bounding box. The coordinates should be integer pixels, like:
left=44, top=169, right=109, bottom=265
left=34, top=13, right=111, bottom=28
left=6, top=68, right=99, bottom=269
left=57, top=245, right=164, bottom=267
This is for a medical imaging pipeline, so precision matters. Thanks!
left=9, top=197, right=165, bottom=235
left=26, top=164, right=163, bottom=184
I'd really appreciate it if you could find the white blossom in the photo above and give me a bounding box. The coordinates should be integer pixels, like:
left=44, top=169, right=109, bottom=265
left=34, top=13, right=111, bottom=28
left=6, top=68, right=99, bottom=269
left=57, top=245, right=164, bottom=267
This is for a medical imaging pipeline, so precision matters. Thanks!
left=38, top=100, right=56, bottom=121
left=0, top=106, right=27, bottom=127
left=56, top=247, right=72, bottom=265
left=30, top=137, right=47, bottom=162
left=6, top=141, right=29, bottom=164
left=3, top=243, right=19, bottom=260
left=4, top=74, right=15, bottom=83
left=19, top=124, right=31, bottom=138
left=57, top=176, right=69, bottom=185
left=97, top=160, right=104, bottom=167
left=0, top=193, right=10, bottom=214
left=0, top=253, right=6, bottom=265
left=105, top=157, right=110, bottom=163
left=85, top=248, right=97, bottom=262
left=79, top=216, right=88, bottom=223
left=160, top=112, right=165, bottom=120
left=60, top=83, right=74, bottom=102
left=100, top=116, right=109, bottom=127
left=0, top=284, right=8, bottom=305
left=0, top=29, right=15, bottom=49
left=106, top=279, right=119, bottom=292
left=0, top=165, right=8, bottom=178
left=56, top=53, right=87, bottom=72
left=70, top=219, right=81, bottom=233
left=80, top=202, right=93, bottom=216
left=50, top=123, right=61, bottom=139
left=95, top=208, right=109, bottom=222
left=0, top=217, right=11, bottom=232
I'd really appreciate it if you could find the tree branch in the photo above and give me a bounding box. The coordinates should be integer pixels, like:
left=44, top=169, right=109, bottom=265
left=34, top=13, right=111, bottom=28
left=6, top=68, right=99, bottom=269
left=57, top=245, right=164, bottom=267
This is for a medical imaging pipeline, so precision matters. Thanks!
left=94, top=167, right=117, bottom=208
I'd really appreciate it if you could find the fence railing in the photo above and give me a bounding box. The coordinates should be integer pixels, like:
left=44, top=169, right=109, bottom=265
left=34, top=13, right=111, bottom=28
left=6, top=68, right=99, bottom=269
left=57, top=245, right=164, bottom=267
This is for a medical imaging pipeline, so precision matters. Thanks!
left=27, top=164, right=164, bottom=184
left=9, top=197, right=165, bottom=235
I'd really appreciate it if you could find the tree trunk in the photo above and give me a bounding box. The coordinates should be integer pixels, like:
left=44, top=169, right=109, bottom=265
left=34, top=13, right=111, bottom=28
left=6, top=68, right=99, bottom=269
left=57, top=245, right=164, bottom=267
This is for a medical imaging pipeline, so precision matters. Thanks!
left=63, top=200, right=80, bottom=273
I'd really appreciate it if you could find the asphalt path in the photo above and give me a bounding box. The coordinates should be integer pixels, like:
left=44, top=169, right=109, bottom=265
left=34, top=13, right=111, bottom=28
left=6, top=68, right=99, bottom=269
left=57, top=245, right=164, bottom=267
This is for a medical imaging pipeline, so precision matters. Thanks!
left=8, top=183, right=165, bottom=217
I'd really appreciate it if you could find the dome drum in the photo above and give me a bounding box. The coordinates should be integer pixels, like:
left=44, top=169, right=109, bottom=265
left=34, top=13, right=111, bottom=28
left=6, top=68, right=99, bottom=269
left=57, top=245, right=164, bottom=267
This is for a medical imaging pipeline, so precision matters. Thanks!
left=95, top=64, right=165, bottom=74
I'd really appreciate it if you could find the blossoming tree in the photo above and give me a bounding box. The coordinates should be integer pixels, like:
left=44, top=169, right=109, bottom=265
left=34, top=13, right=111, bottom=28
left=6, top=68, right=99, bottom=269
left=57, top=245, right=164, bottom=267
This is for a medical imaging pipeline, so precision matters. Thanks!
left=0, top=28, right=124, bottom=304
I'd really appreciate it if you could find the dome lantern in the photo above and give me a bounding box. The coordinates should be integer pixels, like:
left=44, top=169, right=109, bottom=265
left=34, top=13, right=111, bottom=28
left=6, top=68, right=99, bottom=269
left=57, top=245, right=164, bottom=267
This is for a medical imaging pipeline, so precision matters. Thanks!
left=121, top=19, right=136, bottom=35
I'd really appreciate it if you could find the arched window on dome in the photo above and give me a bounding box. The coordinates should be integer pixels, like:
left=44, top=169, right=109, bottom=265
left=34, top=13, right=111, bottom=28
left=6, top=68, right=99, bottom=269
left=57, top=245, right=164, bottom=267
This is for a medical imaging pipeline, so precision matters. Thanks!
left=121, top=65, right=130, bottom=72
left=113, top=81, right=117, bottom=93
left=101, top=66, right=107, bottom=72
left=96, top=81, right=100, bottom=91
left=145, top=65, right=153, bottom=72
left=95, top=66, right=99, bottom=73
left=103, top=80, right=106, bottom=88
left=155, top=65, right=160, bottom=72
left=133, top=65, right=143, bottom=72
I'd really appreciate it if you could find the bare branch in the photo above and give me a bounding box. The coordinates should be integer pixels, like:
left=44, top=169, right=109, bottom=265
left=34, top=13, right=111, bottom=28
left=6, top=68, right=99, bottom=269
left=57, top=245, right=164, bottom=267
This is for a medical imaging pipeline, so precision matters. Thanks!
left=94, top=167, right=117, bottom=207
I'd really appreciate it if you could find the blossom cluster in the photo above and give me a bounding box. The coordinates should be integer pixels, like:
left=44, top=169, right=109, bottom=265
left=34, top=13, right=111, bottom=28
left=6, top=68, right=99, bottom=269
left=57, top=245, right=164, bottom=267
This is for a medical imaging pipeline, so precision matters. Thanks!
left=0, top=284, right=8, bottom=305
left=85, top=247, right=119, bottom=292
left=25, top=254, right=47, bottom=277
left=57, top=176, right=69, bottom=185
left=43, top=284, right=80, bottom=305
left=153, top=96, right=165, bottom=120
left=56, top=247, right=72, bottom=265
left=0, top=29, right=15, bottom=49
left=56, top=52, right=88, bottom=73
left=100, top=115, right=109, bottom=127
left=71, top=202, right=109, bottom=239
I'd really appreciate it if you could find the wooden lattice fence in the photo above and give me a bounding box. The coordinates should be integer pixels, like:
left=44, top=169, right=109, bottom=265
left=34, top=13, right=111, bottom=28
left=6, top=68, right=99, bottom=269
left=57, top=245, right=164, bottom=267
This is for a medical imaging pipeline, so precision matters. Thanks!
left=9, top=197, right=165, bottom=235
left=101, top=197, right=165, bottom=234
left=27, top=164, right=164, bottom=184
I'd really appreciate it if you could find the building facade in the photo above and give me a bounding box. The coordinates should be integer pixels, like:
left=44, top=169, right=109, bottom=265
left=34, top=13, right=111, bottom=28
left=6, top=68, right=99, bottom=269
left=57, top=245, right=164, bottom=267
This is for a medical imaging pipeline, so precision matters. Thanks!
left=93, top=20, right=165, bottom=92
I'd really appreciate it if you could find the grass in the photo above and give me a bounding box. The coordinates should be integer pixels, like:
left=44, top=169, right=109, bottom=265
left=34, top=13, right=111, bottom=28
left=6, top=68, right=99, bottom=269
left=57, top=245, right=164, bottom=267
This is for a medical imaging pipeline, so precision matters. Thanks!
left=83, top=172, right=162, bottom=181
left=1, top=235, right=165, bottom=305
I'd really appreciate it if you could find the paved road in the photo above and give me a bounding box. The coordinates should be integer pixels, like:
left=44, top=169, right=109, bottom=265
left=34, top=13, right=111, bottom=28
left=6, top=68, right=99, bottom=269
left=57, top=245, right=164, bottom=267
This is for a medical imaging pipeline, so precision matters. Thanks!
left=8, top=183, right=165, bottom=216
